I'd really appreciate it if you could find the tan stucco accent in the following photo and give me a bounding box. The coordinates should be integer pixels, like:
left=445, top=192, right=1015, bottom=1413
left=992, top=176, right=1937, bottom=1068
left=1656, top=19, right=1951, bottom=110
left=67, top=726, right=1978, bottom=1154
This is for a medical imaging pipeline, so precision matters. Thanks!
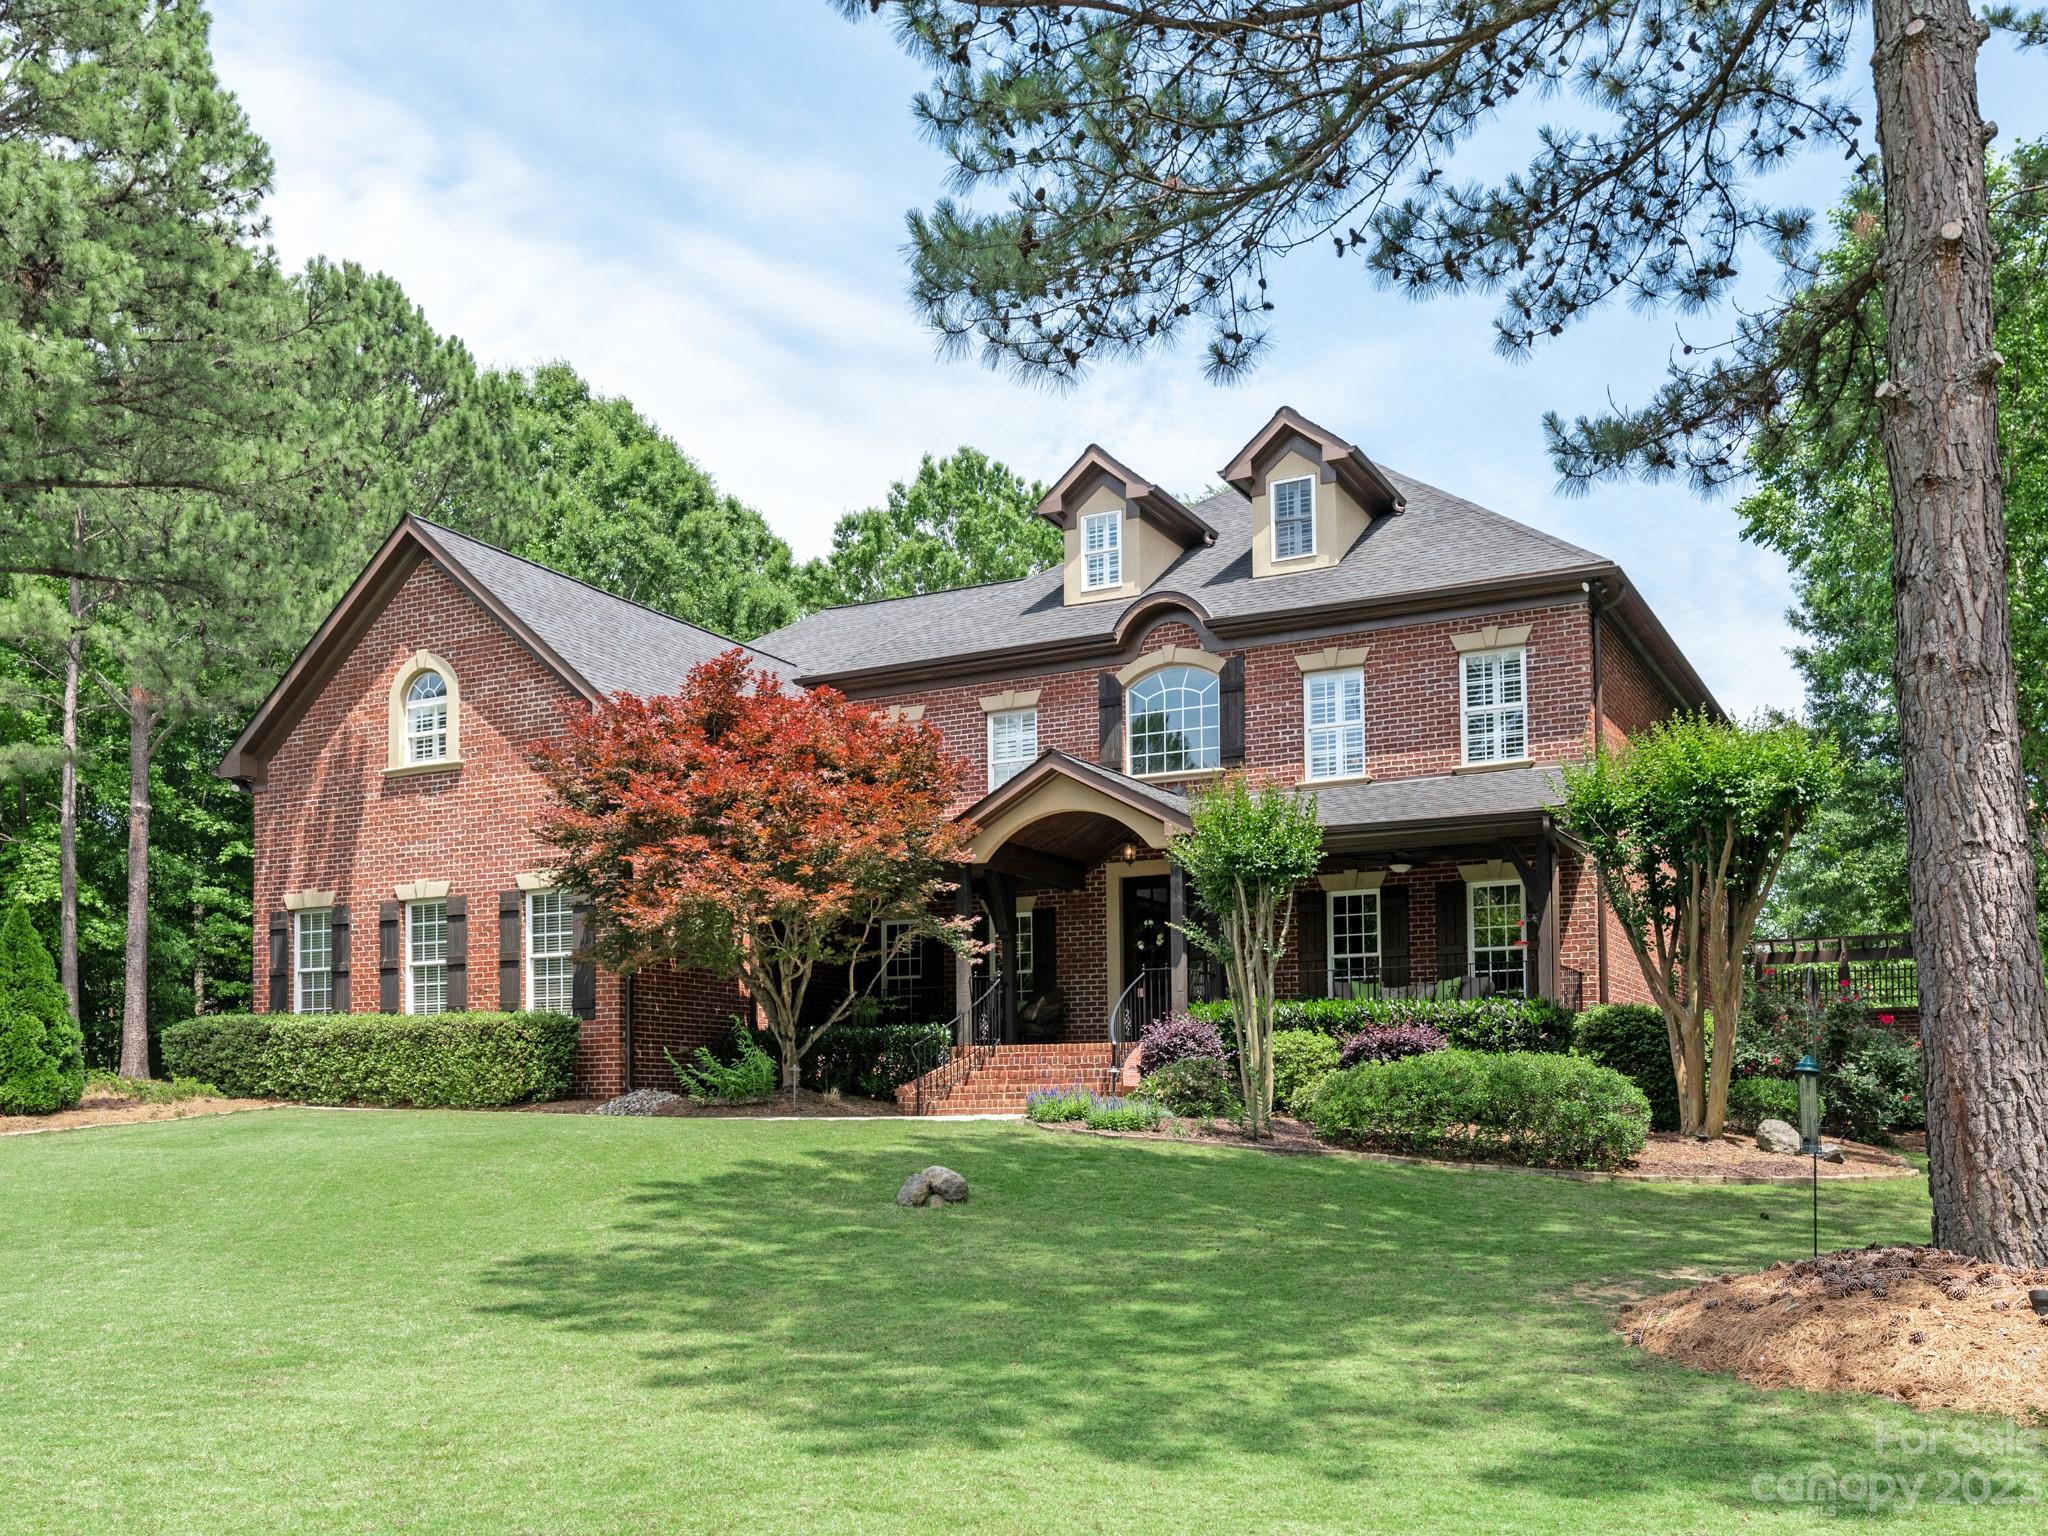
left=1318, top=869, right=1386, bottom=893
left=394, top=879, right=451, bottom=902
left=1295, top=644, right=1372, bottom=673
left=968, top=777, right=1179, bottom=865
left=1450, top=623, right=1533, bottom=654
left=1114, top=644, right=1223, bottom=686
left=979, top=689, right=1041, bottom=713
left=515, top=871, right=557, bottom=893
left=1061, top=486, right=1185, bottom=605
left=283, top=890, right=335, bottom=912
left=1016, top=894, right=1038, bottom=914
left=1450, top=758, right=1536, bottom=775
left=882, top=704, right=925, bottom=724
left=386, top=648, right=462, bottom=773
left=1299, top=773, right=1372, bottom=789
left=1104, top=856, right=1174, bottom=1007
left=1457, top=860, right=1521, bottom=886
left=1249, top=449, right=1369, bottom=579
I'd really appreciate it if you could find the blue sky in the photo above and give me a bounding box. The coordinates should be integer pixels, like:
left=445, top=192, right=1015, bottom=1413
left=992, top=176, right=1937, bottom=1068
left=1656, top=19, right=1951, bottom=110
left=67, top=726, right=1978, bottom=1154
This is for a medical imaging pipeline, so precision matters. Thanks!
left=210, top=2, right=2046, bottom=715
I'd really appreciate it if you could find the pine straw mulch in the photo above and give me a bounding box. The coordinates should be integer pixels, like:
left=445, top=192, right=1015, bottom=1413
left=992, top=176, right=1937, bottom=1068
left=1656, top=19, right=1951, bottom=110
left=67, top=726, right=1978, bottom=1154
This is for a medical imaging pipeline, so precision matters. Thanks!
left=0, top=1083, right=281, bottom=1137
left=1622, top=1245, right=2048, bottom=1424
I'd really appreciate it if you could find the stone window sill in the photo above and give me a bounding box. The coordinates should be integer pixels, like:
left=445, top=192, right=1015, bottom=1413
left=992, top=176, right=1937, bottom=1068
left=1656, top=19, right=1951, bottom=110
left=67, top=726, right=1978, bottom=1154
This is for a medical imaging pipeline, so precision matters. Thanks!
left=1299, top=774, right=1373, bottom=789
left=1452, top=758, right=1535, bottom=775
left=384, top=759, right=465, bottom=779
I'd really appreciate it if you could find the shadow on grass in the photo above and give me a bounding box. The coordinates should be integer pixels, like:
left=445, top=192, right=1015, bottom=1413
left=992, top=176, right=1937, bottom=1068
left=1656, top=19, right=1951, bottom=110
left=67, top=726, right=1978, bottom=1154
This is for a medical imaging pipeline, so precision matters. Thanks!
left=476, top=1128, right=2003, bottom=1515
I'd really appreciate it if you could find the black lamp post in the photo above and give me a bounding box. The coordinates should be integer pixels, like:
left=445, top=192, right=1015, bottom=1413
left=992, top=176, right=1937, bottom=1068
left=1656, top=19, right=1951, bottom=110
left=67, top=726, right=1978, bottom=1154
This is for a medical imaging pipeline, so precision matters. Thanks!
left=1794, top=1054, right=1822, bottom=1257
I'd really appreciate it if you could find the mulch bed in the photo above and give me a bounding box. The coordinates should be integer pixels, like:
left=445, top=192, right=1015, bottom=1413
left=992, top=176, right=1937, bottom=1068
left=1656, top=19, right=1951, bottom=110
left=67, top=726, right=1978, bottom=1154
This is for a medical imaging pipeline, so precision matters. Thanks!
left=1622, top=1245, right=2048, bottom=1424
left=0, top=1085, right=281, bottom=1137
left=532, top=1089, right=903, bottom=1119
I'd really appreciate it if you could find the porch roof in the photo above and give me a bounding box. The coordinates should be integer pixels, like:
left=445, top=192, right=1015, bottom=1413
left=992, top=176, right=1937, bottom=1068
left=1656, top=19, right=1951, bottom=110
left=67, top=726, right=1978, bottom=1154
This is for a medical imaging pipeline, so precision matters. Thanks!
left=1312, top=763, right=1564, bottom=848
left=961, top=750, right=1191, bottom=872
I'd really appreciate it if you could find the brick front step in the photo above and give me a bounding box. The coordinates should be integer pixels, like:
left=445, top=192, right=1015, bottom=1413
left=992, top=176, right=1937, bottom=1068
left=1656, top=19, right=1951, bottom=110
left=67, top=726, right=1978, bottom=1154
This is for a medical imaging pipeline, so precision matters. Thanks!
left=898, top=1042, right=1143, bottom=1115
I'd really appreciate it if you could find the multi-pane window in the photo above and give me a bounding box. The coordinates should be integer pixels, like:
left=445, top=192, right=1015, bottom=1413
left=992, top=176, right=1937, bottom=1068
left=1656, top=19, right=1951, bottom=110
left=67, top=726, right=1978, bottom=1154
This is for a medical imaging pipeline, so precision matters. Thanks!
left=1468, top=881, right=1527, bottom=994
left=294, top=908, right=334, bottom=1015
left=1011, top=907, right=1034, bottom=983
left=879, top=919, right=921, bottom=1005
left=1082, top=511, right=1122, bottom=590
left=527, top=891, right=576, bottom=1014
left=1272, top=475, right=1315, bottom=561
left=1327, top=890, right=1381, bottom=995
left=406, top=899, right=449, bottom=1014
left=988, top=708, right=1038, bottom=790
left=1304, top=668, right=1366, bottom=781
left=1126, top=665, right=1220, bottom=776
left=405, top=671, right=450, bottom=763
left=1461, top=648, right=1528, bottom=765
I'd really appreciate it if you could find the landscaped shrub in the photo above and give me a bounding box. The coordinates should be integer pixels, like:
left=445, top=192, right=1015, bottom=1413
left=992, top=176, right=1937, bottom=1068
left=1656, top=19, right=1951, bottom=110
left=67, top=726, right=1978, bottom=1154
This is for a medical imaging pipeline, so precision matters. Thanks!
left=669, top=1022, right=780, bottom=1103
left=1136, top=1057, right=1242, bottom=1119
left=1337, top=1023, right=1448, bottom=1068
left=1305, top=1049, right=1651, bottom=1170
left=1724, top=1076, right=1821, bottom=1133
left=159, top=1012, right=578, bottom=1107
left=1191, top=994, right=1573, bottom=1053
left=1737, top=988, right=1924, bottom=1139
left=1025, top=1087, right=1094, bottom=1123
left=1270, top=1029, right=1339, bottom=1114
left=1137, top=1011, right=1228, bottom=1075
left=1569, top=1003, right=1679, bottom=1132
left=83, top=1069, right=223, bottom=1104
left=1082, top=1093, right=1163, bottom=1132
left=799, top=1021, right=951, bottom=1099
left=0, top=905, right=85, bottom=1115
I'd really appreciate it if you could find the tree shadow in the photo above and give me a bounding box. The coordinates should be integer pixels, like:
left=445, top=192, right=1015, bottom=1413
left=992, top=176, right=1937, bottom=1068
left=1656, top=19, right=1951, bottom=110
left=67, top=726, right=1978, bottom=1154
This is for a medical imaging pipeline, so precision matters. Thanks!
left=476, top=1129, right=2016, bottom=1515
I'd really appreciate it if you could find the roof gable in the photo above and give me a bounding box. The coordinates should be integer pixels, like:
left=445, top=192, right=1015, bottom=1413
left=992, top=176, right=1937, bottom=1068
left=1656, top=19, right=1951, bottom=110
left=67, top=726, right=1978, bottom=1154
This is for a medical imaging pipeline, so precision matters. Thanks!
left=1033, top=444, right=1216, bottom=549
left=1221, top=406, right=1404, bottom=518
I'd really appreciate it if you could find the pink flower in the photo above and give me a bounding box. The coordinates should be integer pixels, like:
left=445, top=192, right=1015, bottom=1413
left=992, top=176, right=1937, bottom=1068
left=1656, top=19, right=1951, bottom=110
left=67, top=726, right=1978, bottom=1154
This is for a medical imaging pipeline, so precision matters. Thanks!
left=1878, top=1013, right=1895, bottom=1025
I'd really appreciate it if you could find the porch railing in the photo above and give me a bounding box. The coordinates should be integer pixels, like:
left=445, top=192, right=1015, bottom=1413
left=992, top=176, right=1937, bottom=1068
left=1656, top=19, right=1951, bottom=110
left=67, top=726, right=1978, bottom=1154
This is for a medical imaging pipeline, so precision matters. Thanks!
left=902, top=970, right=1003, bottom=1116
left=1329, top=959, right=1584, bottom=1012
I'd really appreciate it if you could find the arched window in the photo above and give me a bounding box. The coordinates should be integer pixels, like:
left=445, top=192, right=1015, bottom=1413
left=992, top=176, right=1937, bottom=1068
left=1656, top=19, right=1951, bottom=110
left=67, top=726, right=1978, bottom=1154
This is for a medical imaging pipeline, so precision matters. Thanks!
left=405, top=671, right=450, bottom=763
left=1126, top=665, right=1219, bottom=776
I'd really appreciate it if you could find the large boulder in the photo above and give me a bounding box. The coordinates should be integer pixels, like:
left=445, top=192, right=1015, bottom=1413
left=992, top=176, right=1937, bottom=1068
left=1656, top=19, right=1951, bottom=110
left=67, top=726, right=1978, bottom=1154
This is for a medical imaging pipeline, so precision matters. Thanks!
left=1755, top=1118, right=1802, bottom=1156
left=897, top=1166, right=969, bottom=1207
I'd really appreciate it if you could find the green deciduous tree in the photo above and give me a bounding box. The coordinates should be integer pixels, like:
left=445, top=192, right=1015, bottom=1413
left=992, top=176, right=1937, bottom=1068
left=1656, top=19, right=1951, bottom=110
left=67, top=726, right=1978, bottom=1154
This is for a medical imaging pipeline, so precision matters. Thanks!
left=799, top=446, right=1057, bottom=609
left=845, top=0, right=2048, bottom=1264
left=0, top=902, right=84, bottom=1115
left=1558, top=716, right=1840, bottom=1138
left=1169, top=775, right=1324, bottom=1137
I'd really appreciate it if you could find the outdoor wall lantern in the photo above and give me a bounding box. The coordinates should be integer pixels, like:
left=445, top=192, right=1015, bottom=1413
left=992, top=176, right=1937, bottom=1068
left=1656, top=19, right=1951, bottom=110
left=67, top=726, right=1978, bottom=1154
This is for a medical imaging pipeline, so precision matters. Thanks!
left=1387, top=861, right=1413, bottom=874
left=1119, top=841, right=1141, bottom=864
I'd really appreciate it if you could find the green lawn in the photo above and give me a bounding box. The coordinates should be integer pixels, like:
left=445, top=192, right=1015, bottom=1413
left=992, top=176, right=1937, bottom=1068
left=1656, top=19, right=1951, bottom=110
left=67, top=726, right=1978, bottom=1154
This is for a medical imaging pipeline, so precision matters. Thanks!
left=1, top=1111, right=2038, bottom=1534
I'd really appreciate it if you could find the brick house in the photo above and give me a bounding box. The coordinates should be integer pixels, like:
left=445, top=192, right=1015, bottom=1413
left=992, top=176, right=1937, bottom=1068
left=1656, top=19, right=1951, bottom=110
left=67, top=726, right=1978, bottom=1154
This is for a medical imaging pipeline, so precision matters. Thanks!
left=222, top=406, right=1713, bottom=1105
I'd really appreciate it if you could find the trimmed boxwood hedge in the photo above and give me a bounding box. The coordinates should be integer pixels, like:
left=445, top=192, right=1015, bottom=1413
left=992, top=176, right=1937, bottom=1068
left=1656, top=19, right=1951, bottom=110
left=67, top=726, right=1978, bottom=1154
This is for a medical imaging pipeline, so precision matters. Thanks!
left=1305, top=1048, right=1651, bottom=1170
left=1568, top=1003, right=1678, bottom=1131
left=1190, top=994, right=1575, bottom=1054
left=160, top=1012, right=579, bottom=1108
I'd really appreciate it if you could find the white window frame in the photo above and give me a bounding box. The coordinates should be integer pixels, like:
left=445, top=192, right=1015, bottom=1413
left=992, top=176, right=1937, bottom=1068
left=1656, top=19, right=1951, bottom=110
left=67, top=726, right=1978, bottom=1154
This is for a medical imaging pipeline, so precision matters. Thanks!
left=1460, top=647, right=1529, bottom=766
left=1326, top=889, right=1381, bottom=995
left=987, top=707, right=1039, bottom=790
left=526, top=890, right=576, bottom=1014
left=405, top=671, right=450, bottom=764
left=879, top=919, right=921, bottom=1005
left=1012, top=906, right=1034, bottom=983
left=1271, top=474, right=1316, bottom=562
left=1081, top=510, right=1122, bottom=590
left=1468, top=880, right=1527, bottom=994
left=294, top=908, right=334, bottom=1015
left=1302, top=667, right=1366, bottom=782
left=404, top=898, right=449, bottom=1015
left=1124, top=664, right=1222, bottom=778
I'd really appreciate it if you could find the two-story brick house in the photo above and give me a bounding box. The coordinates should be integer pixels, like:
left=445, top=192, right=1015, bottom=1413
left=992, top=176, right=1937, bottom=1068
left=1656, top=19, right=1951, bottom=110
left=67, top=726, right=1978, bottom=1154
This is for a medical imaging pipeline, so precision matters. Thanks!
left=222, top=406, right=1712, bottom=1105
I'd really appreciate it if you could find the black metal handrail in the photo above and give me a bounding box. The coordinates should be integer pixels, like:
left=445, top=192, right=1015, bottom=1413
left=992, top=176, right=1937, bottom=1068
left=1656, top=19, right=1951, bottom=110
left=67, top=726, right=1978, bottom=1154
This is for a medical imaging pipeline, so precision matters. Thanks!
left=905, top=969, right=1003, bottom=1115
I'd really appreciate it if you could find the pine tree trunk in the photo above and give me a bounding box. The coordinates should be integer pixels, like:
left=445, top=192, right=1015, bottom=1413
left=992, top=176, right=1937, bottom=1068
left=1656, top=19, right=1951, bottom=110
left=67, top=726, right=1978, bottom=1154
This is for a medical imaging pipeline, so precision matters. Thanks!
left=118, top=689, right=159, bottom=1080
left=58, top=570, right=83, bottom=1024
left=1872, top=0, right=2048, bottom=1264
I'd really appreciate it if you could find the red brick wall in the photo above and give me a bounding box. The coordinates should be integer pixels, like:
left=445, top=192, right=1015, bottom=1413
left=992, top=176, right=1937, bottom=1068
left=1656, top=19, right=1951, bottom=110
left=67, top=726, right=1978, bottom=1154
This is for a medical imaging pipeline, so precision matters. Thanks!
left=250, top=557, right=732, bottom=1097
left=1597, top=615, right=1679, bottom=750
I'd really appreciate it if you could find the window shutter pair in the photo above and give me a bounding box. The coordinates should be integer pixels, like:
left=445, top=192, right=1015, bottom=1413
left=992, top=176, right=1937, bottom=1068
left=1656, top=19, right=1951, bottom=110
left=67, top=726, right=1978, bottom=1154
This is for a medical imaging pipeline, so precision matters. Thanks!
left=570, top=900, right=597, bottom=1020
left=1436, top=880, right=1468, bottom=984
left=267, top=912, right=290, bottom=1012
left=1031, top=907, right=1056, bottom=994
left=499, top=891, right=524, bottom=1010
left=1098, top=653, right=1246, bottom=770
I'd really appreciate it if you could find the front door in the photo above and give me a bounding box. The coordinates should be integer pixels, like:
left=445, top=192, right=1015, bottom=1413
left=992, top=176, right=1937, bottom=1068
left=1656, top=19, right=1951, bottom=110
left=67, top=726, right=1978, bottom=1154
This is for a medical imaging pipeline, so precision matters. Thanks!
left=1120, top=875, right=1174, bottom=1038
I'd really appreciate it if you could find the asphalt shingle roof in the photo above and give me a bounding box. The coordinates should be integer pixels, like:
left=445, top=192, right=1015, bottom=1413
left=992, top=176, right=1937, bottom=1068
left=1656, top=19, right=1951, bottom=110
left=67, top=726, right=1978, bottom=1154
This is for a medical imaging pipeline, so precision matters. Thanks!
left=755, top=470, right=1605, bottom=680
left=1309, top=763, right=1563, bottom=831
left=421, top=521, right=790, bottom=696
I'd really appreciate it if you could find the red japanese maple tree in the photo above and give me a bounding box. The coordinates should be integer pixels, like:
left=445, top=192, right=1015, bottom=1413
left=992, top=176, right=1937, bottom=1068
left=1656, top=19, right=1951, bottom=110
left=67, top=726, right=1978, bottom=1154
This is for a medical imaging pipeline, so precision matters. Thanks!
left=534, top=650, right=977, bottom=1096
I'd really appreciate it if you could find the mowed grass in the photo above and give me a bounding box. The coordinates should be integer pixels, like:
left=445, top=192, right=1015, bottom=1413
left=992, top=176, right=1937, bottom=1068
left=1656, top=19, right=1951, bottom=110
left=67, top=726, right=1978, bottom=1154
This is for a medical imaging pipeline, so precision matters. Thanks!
left=0, top=1111, right=2037, bottom=1534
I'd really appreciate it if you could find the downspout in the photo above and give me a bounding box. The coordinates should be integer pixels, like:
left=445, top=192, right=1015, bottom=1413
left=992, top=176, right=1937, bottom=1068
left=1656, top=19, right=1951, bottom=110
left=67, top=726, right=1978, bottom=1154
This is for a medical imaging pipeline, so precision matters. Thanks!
left=1587, top=576, right=1628, bottom=1005
left=622, top=971, right=635, bottom=1093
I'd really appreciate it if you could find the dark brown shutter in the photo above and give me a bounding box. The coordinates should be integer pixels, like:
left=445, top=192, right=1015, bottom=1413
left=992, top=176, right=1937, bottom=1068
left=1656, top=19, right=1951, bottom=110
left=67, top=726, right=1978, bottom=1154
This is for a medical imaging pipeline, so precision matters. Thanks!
left=1436, top=879, right=1468, bottom=985
left=331, top=907, right=351, bottom=1008
left=379, top=901, right=401, bottom=1013
left=1098, top=672, right=1123, bottom=767
left=1298, top=886, right=1327, bottom=998
left=268, top=912, right=289, bottom=1013
left=1219, top=654, right=1246, bottom=767
left=444, top=895, right=468, bottom=1010
left=1378, top=885, right=1409, bottom=989
left=499, top=891, right=523, bottom=1010
left=1032, top=907, right=1056, bottom=993
left=570, top=899, right=596, bottom=1020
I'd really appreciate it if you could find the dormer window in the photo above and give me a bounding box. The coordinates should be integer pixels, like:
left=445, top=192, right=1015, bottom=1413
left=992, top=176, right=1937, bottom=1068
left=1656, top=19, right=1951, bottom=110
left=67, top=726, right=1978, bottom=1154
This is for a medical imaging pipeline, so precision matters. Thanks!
left=1082, top=511, right=1121, bottom=590
left=405, top=672, right=450, bottom=763
left=1272, top=475, right=1316, bottom=562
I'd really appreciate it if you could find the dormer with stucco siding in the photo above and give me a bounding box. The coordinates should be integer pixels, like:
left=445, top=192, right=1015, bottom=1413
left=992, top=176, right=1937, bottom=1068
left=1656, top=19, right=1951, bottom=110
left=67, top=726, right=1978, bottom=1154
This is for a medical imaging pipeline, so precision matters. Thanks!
left=1033, top=444, right=1216, bottom=606
left=1221, top=406, right=1405, bottom=579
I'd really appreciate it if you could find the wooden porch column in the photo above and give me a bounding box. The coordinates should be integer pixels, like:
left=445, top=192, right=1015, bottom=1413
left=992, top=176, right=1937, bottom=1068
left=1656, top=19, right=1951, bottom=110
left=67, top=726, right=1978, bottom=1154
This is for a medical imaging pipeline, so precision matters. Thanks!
left=1501, top=837, right=1561, bottom=1002
left=987, top=869, right=1019, bottom=1045
left=1167, top=863, right=1189, bottom=1014
left=953, top=869, right=975, bottom=1045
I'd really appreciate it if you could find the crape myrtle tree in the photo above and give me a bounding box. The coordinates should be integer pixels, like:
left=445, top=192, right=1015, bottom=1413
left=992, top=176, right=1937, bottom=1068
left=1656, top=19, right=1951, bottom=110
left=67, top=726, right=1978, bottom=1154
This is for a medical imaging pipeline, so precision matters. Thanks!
left=534, top=651, right=978, bottom=1098
left=1558, top=715, right=1840, bottom=1137
left=1169, top=775, right=1324, bottom=1137
left=842, top=0, right=2048, bottom=1261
